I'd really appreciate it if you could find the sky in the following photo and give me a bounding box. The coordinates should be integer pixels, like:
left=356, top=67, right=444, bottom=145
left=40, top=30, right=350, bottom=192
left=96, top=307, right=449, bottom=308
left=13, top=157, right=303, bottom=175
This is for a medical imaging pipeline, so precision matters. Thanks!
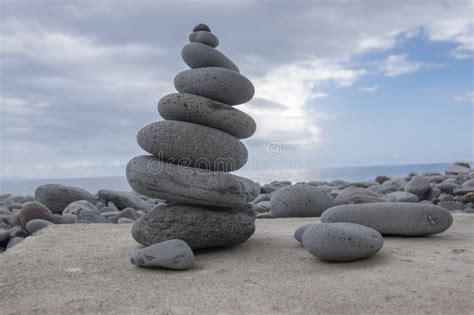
left=0, top=0, right=473, bottom=180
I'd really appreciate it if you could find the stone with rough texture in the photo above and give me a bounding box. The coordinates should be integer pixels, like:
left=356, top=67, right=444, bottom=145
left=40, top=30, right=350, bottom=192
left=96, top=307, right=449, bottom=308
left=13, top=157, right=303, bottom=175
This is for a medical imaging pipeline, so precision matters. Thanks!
left=174, top=67, right=254, bottom=105
left=438, top=201, right=465, bottom=211
left=130, top=239, right=194, bottom=270
left=293, top=224, right=315, bottom=243
left=158, top=93, right=256, bottom=139
left=189, top=31, right=218, bottom=48
left=182, top=42, right=239, bottom=72
left=26, top=219, right=52, bottom=235
left=138, top=120, right=248, bottom=172
left=126, top=155, right=259, bottom=207
left=34, top=184, right=97, bottom=213
left=334, top=187, right=378, bottom=205
left=97, top=190, right=150, bottom=210
left=382, top=191, right=419, bottom=203
left=404, top=176, right=430, bottom=199
left=132, top=204, right=256, bottom=249
left=193, top=23, right=210, bottom=32
left=321, top=202, right=453, bottom=236
left=75, top=210, right=107, bottom=224
left=63, top=200, right=97, bottom=215
left=270, top=184, right=333, bottom=217
left=19, top=201, right=60, bottom=229
left=348, top=195, right=386, bottom=204
left=302, top=223, right=383, bottom=262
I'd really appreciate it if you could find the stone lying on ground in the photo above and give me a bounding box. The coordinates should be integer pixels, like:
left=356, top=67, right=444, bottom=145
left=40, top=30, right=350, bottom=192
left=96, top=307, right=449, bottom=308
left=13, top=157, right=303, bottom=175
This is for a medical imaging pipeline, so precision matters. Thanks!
left=0, top=229, right=9, bottom=242
left=34, top=184, right=97, bottom=213
left=321, top=202, right=453, bottom=236
left=404, top=176, right=430, bottom=199
left=182, top=42, right=239, bottom=72
left=293, top=224, right=315, bottom=243
left=261, top=181, right=291, bottom=194
left=437, top=201, right=465, bottom=211
left=158, top=93, right=256, bottom=139
left=62, top=200, right=97, bottom=215
left=174, top=67, right=254, bottom=105
left=19, top=201, right=60, bottom=229
left=302, top=223, right=384, bottom=262
left=348, top=195, right=386, bottom=204
left=132, top=204, right=256, bottom=249
left=445, top=163, right=471, bottom=175
left=7, top=237, right=24, bottom=249
left=126, top=155, right=259, bottom=208
left=108, top=208, right=140, bottom=223
left=137, top=120, right=248, bottom=172
left=382, top=191, right=419, bottom=203
left=333, top=187, right=378, bottom=205
left=26, top=219, right=52, bottom=235
left=75, top=210, right=107, bottom=224
left=130, top=239, right=194, bottom=270
left=97, top=189, right=150, bottom=210
left=60, top=213, right=76, bottom=224
left=375, top=175, right=390, bottom=184
left=269, top=183, right=333, bottom=217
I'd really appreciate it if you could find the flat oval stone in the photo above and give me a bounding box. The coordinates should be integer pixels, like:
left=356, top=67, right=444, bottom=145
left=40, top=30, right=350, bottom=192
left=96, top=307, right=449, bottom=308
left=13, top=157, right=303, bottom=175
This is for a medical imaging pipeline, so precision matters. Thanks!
left=270, top=183, right=333, bottom=217
left=131, top=204, right=256, bottom=249
left=126, top=155, right=260, bottom=207
left=193, top=23, right=210, bottom=32
left=137, top=120, right=248, bottom=171
left=130, top=239, right=194, bottom=270
left=182, top=42, right=239, bottom=72
left=334, top=187, right=379, bottom=205
left=189, top=31, right=219, bottom=47
left=321, top=202, right=453, bottom=236
left=19, top=201, right=60, bottom=229
left=158, top=93, right=256, bottom=139
left=34, top=184, right=98, bottom=213
left=174, top=67, right=254, bottom=105
left=302, top=223, right=384, bottom=262
left=294, top=224, right=315, bottom=243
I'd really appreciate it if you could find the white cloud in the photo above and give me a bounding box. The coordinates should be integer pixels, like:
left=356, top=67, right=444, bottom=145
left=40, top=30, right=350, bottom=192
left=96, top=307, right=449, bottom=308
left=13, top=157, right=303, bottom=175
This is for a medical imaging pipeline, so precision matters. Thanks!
left=454, top=92, right=474, bottom=104
left=358, top=85, right=379, bottom=93
left=382, top=54, right=422, bottom=76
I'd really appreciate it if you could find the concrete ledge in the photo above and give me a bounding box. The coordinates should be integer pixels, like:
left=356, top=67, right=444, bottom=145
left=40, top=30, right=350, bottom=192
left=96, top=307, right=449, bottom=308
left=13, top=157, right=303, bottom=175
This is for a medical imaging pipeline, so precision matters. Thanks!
left=1, top=215, right=473, bottom=314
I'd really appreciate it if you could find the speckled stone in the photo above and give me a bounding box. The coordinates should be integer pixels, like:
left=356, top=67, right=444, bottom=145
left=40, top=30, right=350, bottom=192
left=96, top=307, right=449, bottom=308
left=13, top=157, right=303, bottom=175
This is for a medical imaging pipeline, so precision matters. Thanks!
left=270, top=183, right=333, bottom=217
left=182, top=42, right=239, bottom=72
left=382, top=191, right=419, bottom=203
left=34, top=184, right=98, bottom=213
left=174, top=67, right=254, bottom=105
left=126, top=155, right=260, bottom=207
left=321, top=202, right=453, bottom=236
left=137, top=120, right=248, bottom=172
left=131, top=204, right=256, bottom=249
left=158, top=93, right=256, bottom=139
left=189, top=31, right=219, bottom=48
left=333, top=187, right=378, bottom=205
left=302, top=223, right=384, bottom=262
left=130, top=239, right=194, bottom=270
left=294, top=224, right=315, bottom=243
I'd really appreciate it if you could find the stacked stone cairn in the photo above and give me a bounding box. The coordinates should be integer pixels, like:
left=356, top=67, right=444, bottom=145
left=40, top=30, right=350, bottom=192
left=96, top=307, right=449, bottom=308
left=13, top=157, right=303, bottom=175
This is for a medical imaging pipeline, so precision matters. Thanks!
left=127, top=23, right=260, bottom=251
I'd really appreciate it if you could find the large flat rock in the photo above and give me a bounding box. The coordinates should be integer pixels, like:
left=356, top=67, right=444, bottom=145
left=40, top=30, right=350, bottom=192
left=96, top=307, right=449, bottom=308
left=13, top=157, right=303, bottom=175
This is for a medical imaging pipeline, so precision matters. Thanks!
left=1, top=215, right=473, bottom=314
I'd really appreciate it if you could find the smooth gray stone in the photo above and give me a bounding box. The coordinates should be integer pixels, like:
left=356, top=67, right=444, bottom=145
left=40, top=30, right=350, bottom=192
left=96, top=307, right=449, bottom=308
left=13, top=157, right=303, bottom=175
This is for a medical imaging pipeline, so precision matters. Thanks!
left=131, top=204, right=256, bottom=249
left=9, top=226, right=27, bottom=238
left=174, top=67, right=254, bottom=105
left=75, top=210, right=107, bottom=224
left=455, top=161, right=471, bottom=168
left=60, top=213, right=77, bottom=224
left=130, top=239, right=194, bottom=270
left=193, top=23, right=210, bottom=32
left=251, top=194, right=270, bottom=204
left=34, top=184, right=97, bottom=213
left=97, top=189, right=150, bottom=210
left=453, top=187, right=474, bottom=195
left=182, top=42, right=239, bottom=72
left=321, top=202, right=453, bottom=236
left=462, top=192, right=474, bottom=203
left=426, top=187, right=442, bottom=201
left=462, top=178, right=474, bottom=187
left=98, top=206, right=119, bottom=214
left=294, top=224, right=315, bottom=243
left=256, top=212, right=274, bottom=219
left=404, top=176, right=430, bottom=199
left=6, top=237, right=24, bottom=249
left=0, top=229, right=9, bottom=242
left=348, top=195, right=386, bottom=204
left=126, top=155, right=260, bottom=207
left=158, top=93, right=256, bottom=139
left=63, top=200, right=97, bottom=215
left=302, top=223, right=384, bottom=262
left=464, top=207, right=474, bottom=213
left=437, top=201, right=465, bottom=211
left=270, top=183, right=333, bottom=217
left=117, top=218, right=135, bottom=224
left=334, top=187, right=378, bottom=205
left=446, top=164, right=471, bottom=175
left=25, top=219, right=52, bottom=234
left=189, top=31, right=218, bottom=48
left=19, top=201, right=60, bottom=229
left=375, top=176, right=390, bottom=184
left=261, top=181, right=292, bottom=194
left=436, top=182, right=460, bottom=194
left=138, top=120, right=247, bottom=172
left=382, top=191, right=419, bottom=203
left=108, top=207, right=139, bottom=224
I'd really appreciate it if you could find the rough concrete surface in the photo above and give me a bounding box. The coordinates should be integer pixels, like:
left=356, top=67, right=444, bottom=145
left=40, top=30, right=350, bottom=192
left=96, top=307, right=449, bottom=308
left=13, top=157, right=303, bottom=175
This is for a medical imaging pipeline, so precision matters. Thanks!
left=1, top=214, right=473, bottom=314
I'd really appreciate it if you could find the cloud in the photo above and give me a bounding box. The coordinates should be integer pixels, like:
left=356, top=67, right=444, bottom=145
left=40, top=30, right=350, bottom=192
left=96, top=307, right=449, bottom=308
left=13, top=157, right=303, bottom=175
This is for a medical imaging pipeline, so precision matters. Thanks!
left=382, top=54, right=422, bottom=76
left=454, top=92, right=474, bottom=104
left=358, top=85, right=379, bottom=93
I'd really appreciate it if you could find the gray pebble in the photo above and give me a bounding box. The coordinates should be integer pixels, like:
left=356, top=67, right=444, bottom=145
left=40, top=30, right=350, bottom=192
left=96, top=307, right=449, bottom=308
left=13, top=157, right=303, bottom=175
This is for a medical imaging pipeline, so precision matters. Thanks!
left=189, top=31, right=218, bottom=48
left=75, top=210, right=107, bottom=224
left=334, top=187, right=378, bottom=205
left=294, top=224, right=315, bottom=243
left=97, top=190, right=150, bottom=211
left=60, top=213, right=77, bottom=224
left=382, top=191, right=419, bottom=203
left=25, top=219, right=52, bottom=235
left=437, top=201, right=465, bottom=211
left=137, top=120, right=248, bottom=172
left=182, top=42, right=239, bottom=72
left=404, top=176, right=431, bottom=199
left=193, top=23, right=211, bottom=32
left=6, top=237, right=24, bottom=250
left=302, top=223, right=384, bottom=262
left=0, top=229, right=10, bottom=242
left=34, top=184, right=97, bottom=213
left=158, top=93, right=256, bottom=139
left=174, top=67, right=254, bottom=105
left=19, top=201, right=60, bottom=229
left=130, top=239, right=194, bottom=270
left=63, top=200, right=97, bottom=215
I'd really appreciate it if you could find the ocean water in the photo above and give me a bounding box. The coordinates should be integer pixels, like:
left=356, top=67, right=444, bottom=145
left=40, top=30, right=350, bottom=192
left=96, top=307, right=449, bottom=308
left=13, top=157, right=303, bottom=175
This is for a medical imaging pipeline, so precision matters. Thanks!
left=0, top=162, right=456, bottom=195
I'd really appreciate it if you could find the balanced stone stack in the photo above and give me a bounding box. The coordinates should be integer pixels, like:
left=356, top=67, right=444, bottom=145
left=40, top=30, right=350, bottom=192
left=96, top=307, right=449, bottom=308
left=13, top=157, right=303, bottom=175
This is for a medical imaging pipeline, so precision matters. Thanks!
left=127, top=23, right=260, bottom=249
